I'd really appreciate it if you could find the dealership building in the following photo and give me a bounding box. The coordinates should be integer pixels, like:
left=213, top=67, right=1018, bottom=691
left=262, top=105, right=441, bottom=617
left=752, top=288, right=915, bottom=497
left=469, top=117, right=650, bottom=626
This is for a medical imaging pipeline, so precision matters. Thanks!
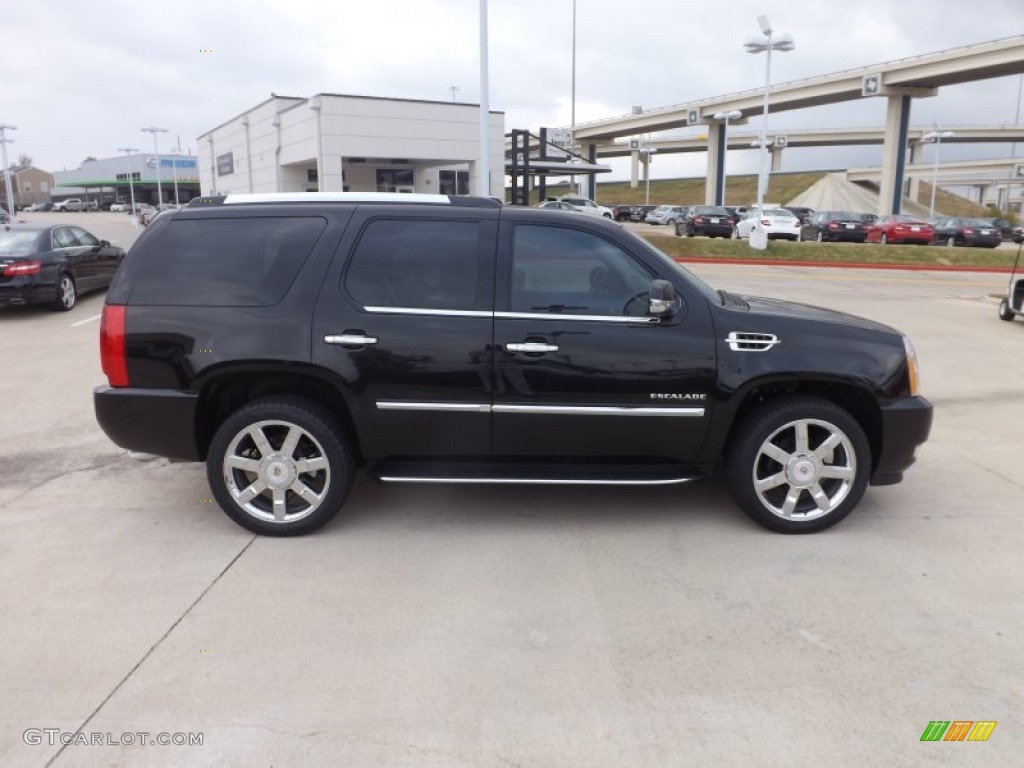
left=52, top=154, right=201, bottom=206
left=197, top=93, right=505, bottom=198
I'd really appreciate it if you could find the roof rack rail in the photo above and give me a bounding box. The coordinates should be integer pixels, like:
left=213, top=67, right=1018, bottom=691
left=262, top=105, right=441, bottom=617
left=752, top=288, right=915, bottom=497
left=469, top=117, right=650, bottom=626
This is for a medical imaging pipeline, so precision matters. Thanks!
left=187, top=192, right=502, bottom=208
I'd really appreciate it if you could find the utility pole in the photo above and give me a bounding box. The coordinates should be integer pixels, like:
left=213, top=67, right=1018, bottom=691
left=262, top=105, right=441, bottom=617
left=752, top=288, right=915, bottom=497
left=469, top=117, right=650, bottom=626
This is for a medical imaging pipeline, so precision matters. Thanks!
left=118, top=147, right=139, bottom=226
left=141, top=126, right=169, bottom=204
left=0, top=124, right=17, bottom=217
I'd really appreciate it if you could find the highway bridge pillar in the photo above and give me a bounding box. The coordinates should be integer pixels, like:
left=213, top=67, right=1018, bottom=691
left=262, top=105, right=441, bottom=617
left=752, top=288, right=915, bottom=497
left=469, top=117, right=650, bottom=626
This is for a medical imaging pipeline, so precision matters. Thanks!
left=587, top=144, right=597, bottom=201
left=631, top=150, right=640, bottom=188
left=905, top=142, right=921, bottom=202
left=879, top=95, right=912, bottom=215
left=705, top=123, right=724, bottom=205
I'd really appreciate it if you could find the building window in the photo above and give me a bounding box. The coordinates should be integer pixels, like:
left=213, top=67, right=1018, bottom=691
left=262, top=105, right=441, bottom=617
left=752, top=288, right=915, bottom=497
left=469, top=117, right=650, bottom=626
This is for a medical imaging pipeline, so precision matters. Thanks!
left=439, top=170, right=469, bottom=196
left=376, top=169, right=414, bottom=192
left=307, top=168, right=318, bottom=183
left=23, top=183, right=32, bottom=193
left=116, top=172, right=142, bottom=182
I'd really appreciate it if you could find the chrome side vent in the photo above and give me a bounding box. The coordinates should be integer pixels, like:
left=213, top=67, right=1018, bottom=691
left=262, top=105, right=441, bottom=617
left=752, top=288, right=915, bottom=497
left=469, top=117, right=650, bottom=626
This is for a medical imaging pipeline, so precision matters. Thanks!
left=725, top=331, right=780, bottom=352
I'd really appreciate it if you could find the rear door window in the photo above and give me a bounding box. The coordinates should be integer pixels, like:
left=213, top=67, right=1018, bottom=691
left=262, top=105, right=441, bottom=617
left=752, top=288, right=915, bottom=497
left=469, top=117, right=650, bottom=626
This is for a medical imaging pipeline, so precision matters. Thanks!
left=343, top=219, right=482, bottom=311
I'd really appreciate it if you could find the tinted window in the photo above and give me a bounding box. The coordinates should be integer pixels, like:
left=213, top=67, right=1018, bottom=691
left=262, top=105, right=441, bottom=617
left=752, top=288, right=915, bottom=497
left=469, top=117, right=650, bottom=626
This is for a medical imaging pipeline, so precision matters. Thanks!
left=0, top=231, right=42, bottom=255
left=510, top=225, right=652, bottom=316
left=53, top=228, right=77, bottom=248
left=344, top=219, right=480, bottom=310
left=125, top=217, right=325, bottom=306
left=71, top=227, right=100, bottom=246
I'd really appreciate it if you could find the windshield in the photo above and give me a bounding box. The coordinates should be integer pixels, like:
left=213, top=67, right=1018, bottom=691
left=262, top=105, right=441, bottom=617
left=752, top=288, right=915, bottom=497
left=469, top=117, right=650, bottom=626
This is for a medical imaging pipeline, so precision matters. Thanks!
left=623, top=228, right=720, bottom=305
left=0, top=231, right=41, bottom=255
left=964, top=218, right=994, bottom=227
left=653, top=205, right=671, bottom=212
left=762, top=208, right=796, bottom=218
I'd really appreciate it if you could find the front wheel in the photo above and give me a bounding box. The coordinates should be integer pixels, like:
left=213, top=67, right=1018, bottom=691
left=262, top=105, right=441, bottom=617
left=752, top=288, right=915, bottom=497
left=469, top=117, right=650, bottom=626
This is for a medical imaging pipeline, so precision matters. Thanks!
left=999, top=298, right=1017, bottom=321
left=726, top=397, right=871, bottom=534
left=206, top=397, right=355, bottom=536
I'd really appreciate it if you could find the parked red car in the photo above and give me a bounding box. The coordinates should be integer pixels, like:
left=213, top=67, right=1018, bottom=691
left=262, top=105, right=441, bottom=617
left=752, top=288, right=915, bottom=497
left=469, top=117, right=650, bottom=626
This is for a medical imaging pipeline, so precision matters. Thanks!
left=865, top=214, right=933, bottom=245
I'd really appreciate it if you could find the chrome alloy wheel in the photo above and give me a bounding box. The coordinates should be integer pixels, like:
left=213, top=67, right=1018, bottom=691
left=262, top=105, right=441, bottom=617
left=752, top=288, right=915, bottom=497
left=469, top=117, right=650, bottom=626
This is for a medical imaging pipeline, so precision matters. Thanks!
left=751, top=418, right=856, bottom=521
left=222, top=420, right=331, bottom=524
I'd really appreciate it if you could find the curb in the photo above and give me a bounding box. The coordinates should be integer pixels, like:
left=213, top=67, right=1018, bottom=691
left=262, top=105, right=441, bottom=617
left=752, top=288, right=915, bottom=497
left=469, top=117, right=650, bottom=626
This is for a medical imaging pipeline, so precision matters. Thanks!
left=673, top=257, right=1019, bottom=274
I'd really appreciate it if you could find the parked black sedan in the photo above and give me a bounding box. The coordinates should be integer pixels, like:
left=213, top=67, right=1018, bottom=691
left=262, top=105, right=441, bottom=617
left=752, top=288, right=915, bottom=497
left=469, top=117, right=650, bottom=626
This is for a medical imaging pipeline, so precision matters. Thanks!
left=800, top=211, right=868, bottom=243
left=931, top=217, right=1002, bottom=248
left=677, top=205, right=733, bottom=238
left=0, top=224, right=125, bottom=311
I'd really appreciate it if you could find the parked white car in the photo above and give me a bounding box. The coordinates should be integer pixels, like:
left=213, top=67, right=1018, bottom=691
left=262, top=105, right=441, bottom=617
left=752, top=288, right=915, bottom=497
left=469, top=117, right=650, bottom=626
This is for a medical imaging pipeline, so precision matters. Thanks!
left=734, top=208, right=802, bottom=241
left=109, top=201, right=129, bottom=212
left=558, top=196, right=614, bottom=219
left=52, top=198, right=84, bottom=212
left=645, top=205, right=686, bottom=226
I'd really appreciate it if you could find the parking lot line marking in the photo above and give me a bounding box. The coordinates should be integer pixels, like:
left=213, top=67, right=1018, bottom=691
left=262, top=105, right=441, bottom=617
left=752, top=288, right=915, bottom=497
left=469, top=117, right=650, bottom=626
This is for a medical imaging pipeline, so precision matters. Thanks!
left=70, top=313, right=102, bottom=327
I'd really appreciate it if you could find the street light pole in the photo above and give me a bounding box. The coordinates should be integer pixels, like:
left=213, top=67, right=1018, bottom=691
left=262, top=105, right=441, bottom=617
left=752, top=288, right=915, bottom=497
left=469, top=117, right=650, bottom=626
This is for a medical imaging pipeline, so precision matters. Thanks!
left=744, top=17, right=794, bottom=250
left=118, top=147, right=138, bottom=226
left=712, top=110, right=742, bottom=206
left=0, top=124, right=17, bottom=218
left=141, top=126, right=168, bottom=204
left=924, top=128, right=955, bottom=218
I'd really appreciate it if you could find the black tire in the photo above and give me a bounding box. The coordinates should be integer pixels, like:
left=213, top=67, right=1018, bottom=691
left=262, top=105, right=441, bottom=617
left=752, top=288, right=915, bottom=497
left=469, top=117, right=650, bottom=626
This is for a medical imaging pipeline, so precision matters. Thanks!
left=999, top=298, right=1017, bottom=321
left=686, top=225, right=695, bottom=238
left=206, top=397, right=355, bottom=536
left=52, top=273, right=77, bottom=312
left=725, top=396, right=871, bottom=534
left=603, top=213, right=612, bottom=220
left=674, top=221, right=682, bottom=237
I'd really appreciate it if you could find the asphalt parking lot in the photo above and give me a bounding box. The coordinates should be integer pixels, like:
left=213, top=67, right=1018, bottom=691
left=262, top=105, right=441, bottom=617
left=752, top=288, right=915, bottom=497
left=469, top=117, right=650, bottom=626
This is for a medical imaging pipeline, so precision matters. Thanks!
left=2, top=213, right=1023, bottom=766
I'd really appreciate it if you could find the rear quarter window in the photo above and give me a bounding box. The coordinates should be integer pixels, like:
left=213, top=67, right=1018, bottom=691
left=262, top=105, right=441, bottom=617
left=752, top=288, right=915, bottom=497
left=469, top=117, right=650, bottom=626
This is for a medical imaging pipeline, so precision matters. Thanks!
left=116, top=217, right=326, bottom=306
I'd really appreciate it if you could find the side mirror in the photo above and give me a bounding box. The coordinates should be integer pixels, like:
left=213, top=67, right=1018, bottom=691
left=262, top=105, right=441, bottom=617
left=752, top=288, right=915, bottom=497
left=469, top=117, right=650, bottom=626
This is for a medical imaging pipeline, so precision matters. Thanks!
left=648, top=279, right=679, bottom=317
left=100, top=240, right=110, bottom=247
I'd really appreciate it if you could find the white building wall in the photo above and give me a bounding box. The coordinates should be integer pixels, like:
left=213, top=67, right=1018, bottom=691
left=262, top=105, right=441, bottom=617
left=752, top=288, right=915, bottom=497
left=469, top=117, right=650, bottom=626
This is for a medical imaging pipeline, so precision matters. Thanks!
left=199, top=94, right=505, bottom=197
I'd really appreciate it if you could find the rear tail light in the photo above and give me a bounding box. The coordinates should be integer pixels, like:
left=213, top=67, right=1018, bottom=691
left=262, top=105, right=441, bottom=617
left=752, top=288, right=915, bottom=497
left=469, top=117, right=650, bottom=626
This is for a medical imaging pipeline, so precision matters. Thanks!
left=694, top=216, right=705, bottom=224
left=3, top=259, right=42, bottom=276
left=100, top=304, right=129, bottom=387
left=963, top=228, right=974, bottom=235
left=828, top=222, right=839, bottom=229
left=761, top=219, right=771, bottom=226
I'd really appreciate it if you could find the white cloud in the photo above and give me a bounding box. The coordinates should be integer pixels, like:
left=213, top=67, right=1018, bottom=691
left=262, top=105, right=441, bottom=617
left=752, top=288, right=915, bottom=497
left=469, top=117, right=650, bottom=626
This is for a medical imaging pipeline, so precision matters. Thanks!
left=1, top=0, right=1022, bottom=177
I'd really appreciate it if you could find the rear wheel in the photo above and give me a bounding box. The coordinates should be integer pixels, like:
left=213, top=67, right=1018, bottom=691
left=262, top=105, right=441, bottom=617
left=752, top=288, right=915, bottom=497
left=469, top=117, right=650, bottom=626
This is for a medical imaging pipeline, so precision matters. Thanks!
left=206, top=397, right=355, bottom=536
left=999, top=298, right=1017, bottom=321
left=52, top=274, right=76, bottom=312
left=726, top=397, right=871, bottom=534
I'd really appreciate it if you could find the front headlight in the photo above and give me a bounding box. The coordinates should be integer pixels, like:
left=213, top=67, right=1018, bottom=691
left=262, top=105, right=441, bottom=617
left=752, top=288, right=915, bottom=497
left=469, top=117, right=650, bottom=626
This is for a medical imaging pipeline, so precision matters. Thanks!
left=903, top=335, right=920, bottom=396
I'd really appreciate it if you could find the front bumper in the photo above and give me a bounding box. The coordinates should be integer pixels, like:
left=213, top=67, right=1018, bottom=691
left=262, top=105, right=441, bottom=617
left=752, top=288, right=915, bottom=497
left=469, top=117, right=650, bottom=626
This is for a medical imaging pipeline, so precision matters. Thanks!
left=94, top=386, right=201, bottom=461
left=871, top=396, right=933, bottom=485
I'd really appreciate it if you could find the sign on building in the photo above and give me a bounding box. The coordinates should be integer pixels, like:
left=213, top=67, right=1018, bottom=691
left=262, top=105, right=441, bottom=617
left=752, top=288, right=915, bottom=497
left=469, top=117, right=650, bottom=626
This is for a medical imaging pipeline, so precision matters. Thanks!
left=216, top=152, right=235, bottom=177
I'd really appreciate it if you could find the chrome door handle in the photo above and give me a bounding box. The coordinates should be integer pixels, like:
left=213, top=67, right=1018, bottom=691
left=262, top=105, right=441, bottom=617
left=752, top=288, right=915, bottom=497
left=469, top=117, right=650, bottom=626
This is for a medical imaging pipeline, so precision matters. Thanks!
left=505, top=342, right=559, bottom=353
left=325, top=334, right=378, bottom=346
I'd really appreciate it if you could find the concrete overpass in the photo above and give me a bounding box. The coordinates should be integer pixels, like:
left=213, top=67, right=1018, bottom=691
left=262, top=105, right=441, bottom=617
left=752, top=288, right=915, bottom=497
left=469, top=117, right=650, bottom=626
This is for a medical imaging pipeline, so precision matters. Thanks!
left=595, top=124, right=1024, bottom=179
left=569, top=35, right=1024, bottom=213
left=847, top=156, right=1024, bottom=207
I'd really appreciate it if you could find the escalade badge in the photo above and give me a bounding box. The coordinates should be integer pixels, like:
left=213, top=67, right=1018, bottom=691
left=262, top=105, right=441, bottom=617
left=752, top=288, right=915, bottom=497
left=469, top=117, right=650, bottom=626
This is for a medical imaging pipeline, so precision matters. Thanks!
left=650, top=393, right=707, bottom=400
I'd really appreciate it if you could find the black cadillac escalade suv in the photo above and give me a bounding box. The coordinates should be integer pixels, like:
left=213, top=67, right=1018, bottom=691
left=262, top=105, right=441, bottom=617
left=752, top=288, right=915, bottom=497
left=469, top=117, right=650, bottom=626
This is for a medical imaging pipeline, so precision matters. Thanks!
left=94, top=193, right=932, bottom=536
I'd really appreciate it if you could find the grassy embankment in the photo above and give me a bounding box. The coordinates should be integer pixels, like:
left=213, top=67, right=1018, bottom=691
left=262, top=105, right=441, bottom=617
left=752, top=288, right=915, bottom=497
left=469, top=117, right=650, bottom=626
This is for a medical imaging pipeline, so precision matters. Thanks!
left=540, top=173, right=824, bottom=207
left=641, top=231, right=1021, bottom=269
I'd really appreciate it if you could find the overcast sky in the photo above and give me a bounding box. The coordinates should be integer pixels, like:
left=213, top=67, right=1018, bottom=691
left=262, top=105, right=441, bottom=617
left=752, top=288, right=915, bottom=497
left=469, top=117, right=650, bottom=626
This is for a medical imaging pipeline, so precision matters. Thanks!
left=3, top=0, right=1023, bottom=181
